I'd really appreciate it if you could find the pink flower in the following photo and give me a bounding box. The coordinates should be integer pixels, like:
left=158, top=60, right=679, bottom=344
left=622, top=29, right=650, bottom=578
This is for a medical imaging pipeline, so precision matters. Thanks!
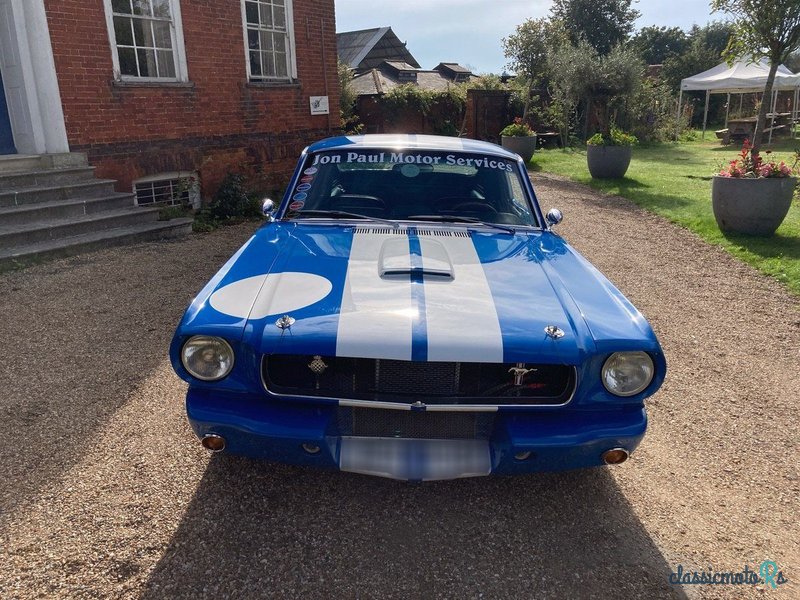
left=718, top=141, right=797, bottom=178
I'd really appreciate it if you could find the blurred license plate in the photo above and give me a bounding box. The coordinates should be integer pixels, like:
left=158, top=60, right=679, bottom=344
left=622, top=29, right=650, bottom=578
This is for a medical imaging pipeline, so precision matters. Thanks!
left=339, top=437, right=491, bottom=481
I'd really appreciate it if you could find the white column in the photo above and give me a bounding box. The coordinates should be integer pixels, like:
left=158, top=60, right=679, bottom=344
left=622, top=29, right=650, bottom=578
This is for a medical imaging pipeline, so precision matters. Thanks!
left=0, top=0, right=68, bottom=154
left=702, top=90, right=710, bottom=139
left=21, top=0, right=68, bottom=153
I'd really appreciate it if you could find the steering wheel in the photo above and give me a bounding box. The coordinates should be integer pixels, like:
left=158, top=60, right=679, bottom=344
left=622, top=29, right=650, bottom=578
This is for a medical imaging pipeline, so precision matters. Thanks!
left=449, top=202, right=498, bottom=215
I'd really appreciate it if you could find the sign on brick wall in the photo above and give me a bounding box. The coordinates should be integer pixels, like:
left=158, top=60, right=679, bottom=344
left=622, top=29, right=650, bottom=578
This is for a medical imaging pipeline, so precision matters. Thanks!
left=310, top=96, right=329, bottom=115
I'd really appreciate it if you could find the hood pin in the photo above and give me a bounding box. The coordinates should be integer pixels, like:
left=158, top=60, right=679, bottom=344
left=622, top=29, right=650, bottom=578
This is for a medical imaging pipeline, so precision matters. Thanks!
left=276, top=315, right=296, bottom=332
left=544, top=325, right=565, bottom=339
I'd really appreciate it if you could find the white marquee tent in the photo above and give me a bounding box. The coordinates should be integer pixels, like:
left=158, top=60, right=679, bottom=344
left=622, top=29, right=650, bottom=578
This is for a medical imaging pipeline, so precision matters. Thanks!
left=678, top=59, right=800, bottom=140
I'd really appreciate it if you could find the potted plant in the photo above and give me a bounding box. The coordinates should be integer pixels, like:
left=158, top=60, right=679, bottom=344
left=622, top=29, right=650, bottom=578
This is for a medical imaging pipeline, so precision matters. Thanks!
left=500, top=118, right=537, bottom=163
left=586, top=127, right=637, bottom=179
left=712, top=140, right=798, bottom=235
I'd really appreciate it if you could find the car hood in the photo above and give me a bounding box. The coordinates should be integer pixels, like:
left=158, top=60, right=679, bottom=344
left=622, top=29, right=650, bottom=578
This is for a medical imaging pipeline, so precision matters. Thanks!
left=178, top=223, right=661, bottom=365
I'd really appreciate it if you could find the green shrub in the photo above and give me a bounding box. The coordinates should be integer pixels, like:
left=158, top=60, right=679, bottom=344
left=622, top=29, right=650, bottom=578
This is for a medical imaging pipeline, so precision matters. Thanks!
left=587, top=127, right=638, bottom=146
left=158, top=205, right=191, bottom=221
left=208, top=173, right=261, bottom=220
left=192, top=212, right=218, bottom=233
left=376, top=84, right=467, bottom=136
left=500, top=117, right=535, bottom=136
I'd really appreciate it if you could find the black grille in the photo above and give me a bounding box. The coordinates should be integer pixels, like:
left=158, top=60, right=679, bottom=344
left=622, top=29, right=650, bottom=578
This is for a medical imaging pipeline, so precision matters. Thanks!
left=377, top=360, right=458, bottom=395
left=264, top=356, right=576, bottom=406
left=337, top=407, right=493, bottom=440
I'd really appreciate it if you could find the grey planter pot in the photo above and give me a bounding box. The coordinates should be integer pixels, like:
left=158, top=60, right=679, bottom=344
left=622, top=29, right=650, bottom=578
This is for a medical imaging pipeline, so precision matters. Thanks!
left=586, top=144, right=632, bottom=179
left=711, top=176, right=796, bottom=236
left=501, top=135, right=537, bottom=163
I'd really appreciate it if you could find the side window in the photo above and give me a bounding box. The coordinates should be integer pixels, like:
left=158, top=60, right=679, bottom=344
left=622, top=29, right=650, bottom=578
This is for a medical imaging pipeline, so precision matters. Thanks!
left=104, top=0, right=189, bottom=81
left=242, top=0, right=296, bottom=81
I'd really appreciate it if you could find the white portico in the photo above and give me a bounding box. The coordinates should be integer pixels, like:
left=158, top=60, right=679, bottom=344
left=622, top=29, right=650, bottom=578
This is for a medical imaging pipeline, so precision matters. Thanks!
left=0, top=0, right=69, bottom=156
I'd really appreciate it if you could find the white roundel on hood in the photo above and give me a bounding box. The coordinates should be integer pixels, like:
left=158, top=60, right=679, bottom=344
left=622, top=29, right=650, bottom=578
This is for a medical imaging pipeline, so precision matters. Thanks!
left=209, top=272, right=333, bottom=319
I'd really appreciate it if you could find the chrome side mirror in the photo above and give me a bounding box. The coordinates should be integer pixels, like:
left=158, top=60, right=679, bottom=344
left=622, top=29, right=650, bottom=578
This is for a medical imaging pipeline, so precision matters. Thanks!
left=262, top=198, right=275, bottom=221
left=545, top=208, right=563, bottom=227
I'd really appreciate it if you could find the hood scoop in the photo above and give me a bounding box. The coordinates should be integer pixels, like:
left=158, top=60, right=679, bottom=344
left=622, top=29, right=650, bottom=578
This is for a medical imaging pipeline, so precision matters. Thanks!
left=379, top=236, right=454, bottom=279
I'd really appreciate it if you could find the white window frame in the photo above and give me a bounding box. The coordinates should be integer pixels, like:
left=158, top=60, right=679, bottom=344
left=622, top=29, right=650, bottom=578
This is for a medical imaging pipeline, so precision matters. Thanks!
left=102, top=0, right=189, bottom=82
left=240, top=0, right=297, bottom=82
left=133, top=171, right=200, bottom=208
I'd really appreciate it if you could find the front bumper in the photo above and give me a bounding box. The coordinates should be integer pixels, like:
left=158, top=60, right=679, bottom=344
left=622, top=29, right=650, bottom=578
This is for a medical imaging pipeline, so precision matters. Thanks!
left=186, top=388, right=647, bottom=480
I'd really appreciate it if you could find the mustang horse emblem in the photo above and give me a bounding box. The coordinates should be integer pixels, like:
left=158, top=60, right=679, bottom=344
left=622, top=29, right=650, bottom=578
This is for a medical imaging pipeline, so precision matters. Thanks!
left=509, top=364, right=537, bottom=386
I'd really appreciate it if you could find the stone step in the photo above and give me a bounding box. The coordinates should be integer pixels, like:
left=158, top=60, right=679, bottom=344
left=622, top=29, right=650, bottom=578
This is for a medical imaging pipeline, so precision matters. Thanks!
left=0, top=206, right=161, bottom=249
left=0, top=217, right=194, bottom=271
left=0, top=155, right=46, bottom=173
left=0, top=152, right=88, bottom=174
left=0, top=166, right=98, bottom=192
left=0, top=179, right=119, bottom=208
left=0, top=193, right=135, bottom=227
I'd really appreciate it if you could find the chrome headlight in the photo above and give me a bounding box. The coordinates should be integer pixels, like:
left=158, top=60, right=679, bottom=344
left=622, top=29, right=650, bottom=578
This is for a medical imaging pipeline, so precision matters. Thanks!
left=181, top=336, right=234, bottom=381
left=602, top=351, right=654, bottom=397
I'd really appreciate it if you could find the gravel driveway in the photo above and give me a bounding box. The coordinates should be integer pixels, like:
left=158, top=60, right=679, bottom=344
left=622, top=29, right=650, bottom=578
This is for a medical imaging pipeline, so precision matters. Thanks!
left=0, top=175, right=797, bottom=599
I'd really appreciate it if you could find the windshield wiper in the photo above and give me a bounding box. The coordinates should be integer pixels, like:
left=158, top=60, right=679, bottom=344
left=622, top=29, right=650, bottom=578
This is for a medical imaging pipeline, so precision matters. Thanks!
left=405, top=215, right=516, bottom=234
left=287, top=209, right=399, bottom=228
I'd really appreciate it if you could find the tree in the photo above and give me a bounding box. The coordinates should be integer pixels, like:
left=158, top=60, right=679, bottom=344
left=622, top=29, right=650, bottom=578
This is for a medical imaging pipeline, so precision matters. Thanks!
left=711, top=0, right=800, bottom=154
left=547, top=41, right=598, bottom=143
left=694, top=21, right=736, bottom=56
left=584, top=44, right=644, bottom=136
left=502, top=18, right=567, bottom=117
left=786, top=51, right=800, bottom=72
left=550, top=0, right=640, bottom=55
left=338, top=60, right=360, bottom=133
left=660, top=34, right=724, bottom=91
left=548, top=40, right=643, bottom=140
left=630, top=26, right=687, bottom=65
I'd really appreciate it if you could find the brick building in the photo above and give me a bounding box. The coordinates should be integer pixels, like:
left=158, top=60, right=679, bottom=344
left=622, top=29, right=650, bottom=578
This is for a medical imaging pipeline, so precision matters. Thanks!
left=0, top=0, right=340, bottom=203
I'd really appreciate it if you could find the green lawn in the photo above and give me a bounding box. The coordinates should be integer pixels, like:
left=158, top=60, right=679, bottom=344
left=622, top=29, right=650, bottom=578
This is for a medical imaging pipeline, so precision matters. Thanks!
left=530, top=137, right=800, bottom=296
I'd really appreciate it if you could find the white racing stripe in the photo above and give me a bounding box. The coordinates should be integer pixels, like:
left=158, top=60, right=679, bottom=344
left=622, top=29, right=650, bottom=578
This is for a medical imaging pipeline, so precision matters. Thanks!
left=336, top=230, right=415, bottom=360
left=422, top=236, right=504, bottom=362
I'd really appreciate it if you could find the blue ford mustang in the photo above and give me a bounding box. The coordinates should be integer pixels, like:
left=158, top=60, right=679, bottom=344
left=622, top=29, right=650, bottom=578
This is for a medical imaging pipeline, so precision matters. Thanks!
left=170, top=134, right=666, bottom=481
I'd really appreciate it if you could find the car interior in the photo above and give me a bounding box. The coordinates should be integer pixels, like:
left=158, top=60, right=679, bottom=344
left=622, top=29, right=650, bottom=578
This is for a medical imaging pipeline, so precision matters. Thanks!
left=299, top=162, right=534, bottom=226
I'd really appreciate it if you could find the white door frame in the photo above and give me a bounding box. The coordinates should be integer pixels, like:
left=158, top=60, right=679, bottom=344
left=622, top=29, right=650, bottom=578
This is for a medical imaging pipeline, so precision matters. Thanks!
left=0, top=0, right=68, bottom=154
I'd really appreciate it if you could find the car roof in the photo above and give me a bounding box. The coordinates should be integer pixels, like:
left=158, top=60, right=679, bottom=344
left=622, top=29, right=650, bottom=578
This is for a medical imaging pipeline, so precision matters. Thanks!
left=306, top=134, right=519, bottom=160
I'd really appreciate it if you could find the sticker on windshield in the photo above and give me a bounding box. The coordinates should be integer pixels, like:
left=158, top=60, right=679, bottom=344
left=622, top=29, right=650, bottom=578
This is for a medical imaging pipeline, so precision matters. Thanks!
left=300, top=175, right=314, bottom=184
left=289, top=200, right=305, bottom=211
left=303, top=167, right=318, bottom=175
left=292, top=192, right=307, bottom=202
left=310, top=152, right=513, bottom=172
left=296, top=183, right=312, bottom=192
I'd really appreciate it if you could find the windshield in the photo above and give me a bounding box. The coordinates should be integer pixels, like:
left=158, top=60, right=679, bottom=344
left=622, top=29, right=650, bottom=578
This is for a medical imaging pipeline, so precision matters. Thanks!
left=282, top=149, right=539, bottom=227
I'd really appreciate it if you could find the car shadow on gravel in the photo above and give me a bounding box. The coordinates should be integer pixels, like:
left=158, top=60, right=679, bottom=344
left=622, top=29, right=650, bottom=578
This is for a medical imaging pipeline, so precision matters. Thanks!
left=141, top=457, right=688, bottom=599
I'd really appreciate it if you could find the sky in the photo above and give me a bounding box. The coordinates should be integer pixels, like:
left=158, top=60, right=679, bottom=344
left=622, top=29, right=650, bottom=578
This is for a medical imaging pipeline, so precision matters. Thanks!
left=335, top=0, right=723, bottom=74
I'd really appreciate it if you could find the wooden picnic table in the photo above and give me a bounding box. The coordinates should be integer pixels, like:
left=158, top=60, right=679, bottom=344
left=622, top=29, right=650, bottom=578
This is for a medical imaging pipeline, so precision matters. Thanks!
left=718, top=113, right=793, bottom=144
